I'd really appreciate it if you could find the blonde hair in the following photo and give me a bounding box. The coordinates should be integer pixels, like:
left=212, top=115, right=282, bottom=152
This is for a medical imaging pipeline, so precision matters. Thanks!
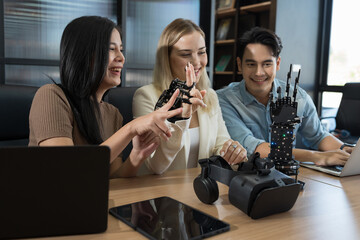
left=153, top=18, right=215, bottom=112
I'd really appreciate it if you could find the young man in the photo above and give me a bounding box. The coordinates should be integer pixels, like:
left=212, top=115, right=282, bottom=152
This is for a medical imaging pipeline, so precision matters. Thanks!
left=217, top=27, right=352, bottom=166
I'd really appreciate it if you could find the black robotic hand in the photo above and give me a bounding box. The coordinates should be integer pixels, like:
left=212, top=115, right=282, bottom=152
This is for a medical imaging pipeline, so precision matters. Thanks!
left=268, top=64, right=302, bottom=176
left=154, top=78, right=195, bottom=123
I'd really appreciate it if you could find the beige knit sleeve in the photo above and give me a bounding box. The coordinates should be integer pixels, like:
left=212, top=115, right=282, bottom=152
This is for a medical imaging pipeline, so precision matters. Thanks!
left=28, top=84, right=74, bottom=145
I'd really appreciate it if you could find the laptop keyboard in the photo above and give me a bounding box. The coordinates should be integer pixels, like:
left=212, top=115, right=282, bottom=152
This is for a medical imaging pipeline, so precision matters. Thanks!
left=322, top=165, right=343, bottom=172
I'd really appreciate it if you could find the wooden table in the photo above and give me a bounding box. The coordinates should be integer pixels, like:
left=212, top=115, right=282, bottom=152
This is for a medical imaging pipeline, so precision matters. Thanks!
left=299, top=166, right=360, bottom=188
left=33, top=167, right=360, bottom=240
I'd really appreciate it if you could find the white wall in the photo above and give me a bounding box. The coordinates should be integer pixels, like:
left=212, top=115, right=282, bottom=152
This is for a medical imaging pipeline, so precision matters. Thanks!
left=275, top=0, right=321, bottom=99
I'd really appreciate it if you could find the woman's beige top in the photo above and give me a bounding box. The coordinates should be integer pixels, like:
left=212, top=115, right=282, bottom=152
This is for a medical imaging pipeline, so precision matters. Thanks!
left=29, top=84, right=123, bottom=146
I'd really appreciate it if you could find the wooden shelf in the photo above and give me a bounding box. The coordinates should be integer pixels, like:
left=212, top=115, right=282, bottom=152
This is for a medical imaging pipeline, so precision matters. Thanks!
left=212, top=0, right=275, bottom=90
left=214, top=71, right=233, bottom=75
left=215, top=39, right=235, bottom=45
left=240, top=1, right=271, bottom=13
left=216, top=8, right=236, bottom=18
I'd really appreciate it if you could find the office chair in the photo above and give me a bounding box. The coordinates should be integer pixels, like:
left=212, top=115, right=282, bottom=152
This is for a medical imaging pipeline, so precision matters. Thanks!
left=0, top=84, right=138, bottom=153
left=104, top=87, right=139, bottom=160
left=325, top=82, right=360, bottom=144
left=0, top=84, right=39, bottom=146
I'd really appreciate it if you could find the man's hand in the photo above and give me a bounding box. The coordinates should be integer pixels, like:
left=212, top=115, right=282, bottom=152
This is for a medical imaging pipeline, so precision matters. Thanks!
left=313, top=149, right=351, bottom=166
left=342, top=146, right=353, bottom=154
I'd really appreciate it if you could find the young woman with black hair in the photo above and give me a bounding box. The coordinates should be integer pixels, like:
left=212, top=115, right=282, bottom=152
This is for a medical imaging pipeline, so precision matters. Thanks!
left=28, top=16, right=182, bottom=178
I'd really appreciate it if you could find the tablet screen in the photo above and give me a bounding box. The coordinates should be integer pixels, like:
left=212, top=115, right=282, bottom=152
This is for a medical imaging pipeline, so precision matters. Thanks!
left=109, top=196, right=229, bottom=240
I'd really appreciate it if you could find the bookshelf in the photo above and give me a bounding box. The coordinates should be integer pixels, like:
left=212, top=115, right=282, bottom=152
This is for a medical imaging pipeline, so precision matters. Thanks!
left=240, top=1, right=271, bottom=13
left=213, top=0, right=277, bottom=90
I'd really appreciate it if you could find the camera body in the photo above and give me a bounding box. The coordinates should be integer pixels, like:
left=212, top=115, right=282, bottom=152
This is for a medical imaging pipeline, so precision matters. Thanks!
left=193, top=154, right=302, bottom=219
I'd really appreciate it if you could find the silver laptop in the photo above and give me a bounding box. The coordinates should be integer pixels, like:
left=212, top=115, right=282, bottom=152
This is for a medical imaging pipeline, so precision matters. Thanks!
left=300, top=138, right=360, bottom=177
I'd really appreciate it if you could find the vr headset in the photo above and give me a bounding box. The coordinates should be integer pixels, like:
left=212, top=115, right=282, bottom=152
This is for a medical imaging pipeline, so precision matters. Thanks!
left=193, top=153, right=302, bottom=219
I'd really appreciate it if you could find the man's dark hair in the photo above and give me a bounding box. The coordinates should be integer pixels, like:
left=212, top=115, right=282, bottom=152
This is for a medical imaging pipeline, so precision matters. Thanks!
left=237, top=27, right=283, bottom=60
left=60, top=16, right=121, bottom=144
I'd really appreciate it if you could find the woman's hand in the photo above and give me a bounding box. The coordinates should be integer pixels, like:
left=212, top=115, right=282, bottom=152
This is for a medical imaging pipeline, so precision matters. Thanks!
left=129, top=131, right=161, bottom=166
left=181, top=63, right=206, bottom=118
left=220, top=139, right=247, bottom=165
left=130, top=89, right=183, bottom=141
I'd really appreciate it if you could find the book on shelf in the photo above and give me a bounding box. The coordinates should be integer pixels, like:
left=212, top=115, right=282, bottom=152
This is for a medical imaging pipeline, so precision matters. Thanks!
left=217, top=0, right=236, bottom=11
left=215, top=55, right=232, bottom=72
left=216, top=18, right=232, bottom=41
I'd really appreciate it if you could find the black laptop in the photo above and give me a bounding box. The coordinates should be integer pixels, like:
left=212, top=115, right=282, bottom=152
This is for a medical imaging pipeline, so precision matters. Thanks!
left=0, top=146, right=110, bottom=239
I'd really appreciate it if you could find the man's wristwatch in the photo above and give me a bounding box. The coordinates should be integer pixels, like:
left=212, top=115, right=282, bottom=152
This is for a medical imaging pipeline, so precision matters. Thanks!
left=340, top=143, right=355, bottom=150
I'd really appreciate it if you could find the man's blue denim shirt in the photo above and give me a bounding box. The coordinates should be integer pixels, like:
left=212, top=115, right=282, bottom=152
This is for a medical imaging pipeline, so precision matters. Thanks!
left=216, top=79, right=330, bottom=156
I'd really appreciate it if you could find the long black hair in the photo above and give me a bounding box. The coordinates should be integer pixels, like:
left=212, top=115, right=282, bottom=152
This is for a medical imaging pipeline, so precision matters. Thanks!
left=60, top=16, right=120, bottom=144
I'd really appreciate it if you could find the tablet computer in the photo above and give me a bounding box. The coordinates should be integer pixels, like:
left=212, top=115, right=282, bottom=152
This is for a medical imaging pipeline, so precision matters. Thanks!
left=109, top=196, right=230, bottom=239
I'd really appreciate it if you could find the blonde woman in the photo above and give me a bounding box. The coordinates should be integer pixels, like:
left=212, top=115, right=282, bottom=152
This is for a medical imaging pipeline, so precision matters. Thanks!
left=133, top=18, right=247, bottom=174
